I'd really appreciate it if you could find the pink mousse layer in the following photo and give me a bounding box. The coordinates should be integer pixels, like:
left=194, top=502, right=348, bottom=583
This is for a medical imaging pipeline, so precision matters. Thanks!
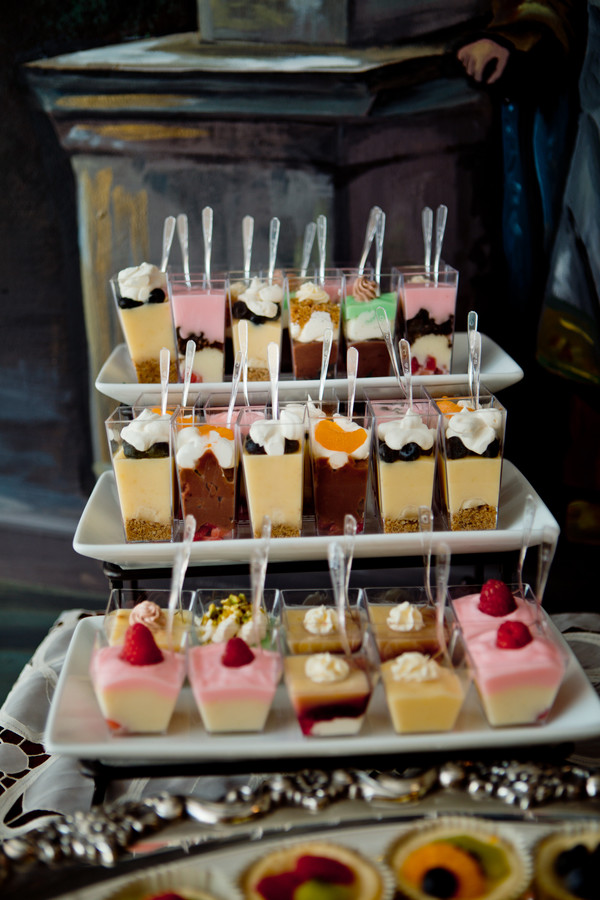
left=90, top=645, right=186, bottom=697
left=402, top=283, right=456, bottom=323
left=452, top=591, right=538, bottom=639
left=188, top=643, right=281, bottom=704
left=171, top=289, right=226, bottom=343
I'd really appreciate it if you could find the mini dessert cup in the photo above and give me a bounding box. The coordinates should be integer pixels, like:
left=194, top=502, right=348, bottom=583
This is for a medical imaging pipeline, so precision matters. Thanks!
left=104, top=587, right=196, bottom=652
left=282, top=624, right=379, bottom=737
left=106, top=405, right=175, bottom=542
left=448, top=580, right=539, bottom=640
left=429, top=384, right=506, bottom=531
left=342, top=271, right=399, bottom=377
left=534, top=824, right=600, bottom=900
left=275, top=587, right=366, bottom=655
left=229, top=274, right=284, bottom=381
left=110, top=263, right=179, bottom=383
left=238, top=404, right=306, bottom=538
left=395, top=262, right=459, bottom=375
left=174, top=406, right=238, bottom=541
left=309, top=400, right=373, bottom=535
left=168, top=272, right=227, bottom=383
left=361, top=586, right=442, bottom=662
left=286, top=274, right=343, bottom=380
left=463, top=605, right=568, bottom=728
left=187, top=589, right=282, bottom=733
left=371, top=397, right=440, bottom=533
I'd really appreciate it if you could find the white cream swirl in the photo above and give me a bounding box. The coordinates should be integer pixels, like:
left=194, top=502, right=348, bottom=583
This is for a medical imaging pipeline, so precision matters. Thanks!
left=129, top=600, right=166, bottom=631
left=390, top=652, right=440, bottom=682
left=120, top=408, right=171, bottom=453
left=378, top=410, right=436, bottom=452
left=176, top=426, right=235, bottom=470
left=305, top=652, right=350, bottom=683
left=249, top=406, right=304, bottom=456
left=239, top=277, right=283, bottom=319
left=117, top=262, right=167, bottom=302
left=386, top=602, right=425, bottom=632
left=303, top=605, right=337, bottom=635
left=446, top=407, right=503, bottom=455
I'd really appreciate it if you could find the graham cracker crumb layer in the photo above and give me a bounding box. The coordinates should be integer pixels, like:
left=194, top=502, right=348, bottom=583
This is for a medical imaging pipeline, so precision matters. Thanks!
left=134, top=358, right=178, bottom=384
left=125, top=518, right=172, bottom=541
left=383, top=518, right=419, bottom=533
left=451, top=505, right=498, bottom=531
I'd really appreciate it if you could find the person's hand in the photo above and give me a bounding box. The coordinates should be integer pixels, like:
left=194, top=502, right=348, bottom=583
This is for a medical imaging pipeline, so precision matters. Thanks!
left=457, top=39, right=510, bottom=84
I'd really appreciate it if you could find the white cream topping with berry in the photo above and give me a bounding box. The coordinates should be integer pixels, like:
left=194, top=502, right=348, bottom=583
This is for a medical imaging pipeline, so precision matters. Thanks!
left=199, top=593, right=267, bottom=644
left=239, top=277, right=283, bottom=319
left=386, top=602, right=425, bottom=632
left=117, top=262, right=167, bottom=302
left=120, top=409, right=171, bottom=452
left=248, top=405, right=304, bottom=456
left=378, top=410, right=436, bottom=452
left=176, top=426, right=234, bottom=470
left=311, top=414, right=371, bottom=470
left=391, top=652, right=440, bottom=682
left=305, top=652, right=350, bottom=683
left=446, top=406, right=503, bottom=455
left=303, top=605, right=337, bottom=635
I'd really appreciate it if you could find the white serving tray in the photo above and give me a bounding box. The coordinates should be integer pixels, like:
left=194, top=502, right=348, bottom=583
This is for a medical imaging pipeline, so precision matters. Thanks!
left=95, top=332, right=524, bottom=405
left=72, top=460, right=558, bottom=569
left=45, top=615, right=600, bottom=762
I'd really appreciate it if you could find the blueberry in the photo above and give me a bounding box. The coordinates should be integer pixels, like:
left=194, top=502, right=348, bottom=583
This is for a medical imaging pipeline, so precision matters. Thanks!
left=284, top=438, right=300, bottom=454
left=148, top=287, right=166, bottom=303
left=146, top=441, right=170, bottom=459
left=378, top=442, right=399, bottom=464
left=421, top=866, right=458, bottom=898
left=555, top=844, right=588, bottom=876
left=398, top=442, right=421, bottom=461
left=232, top=300, right=249, bottom=320
left=122, top=440, right=145, bottom=459
left=482, top=438, right=500, bottom=458
left=118, top=296, right=143, bottom=310
left=564, top=865, right=595, bottom=899
left=446, top=436, right=468, bottom=459
left=249, top=313, right=264, bottom=325
left=244, top=436, right=266, bottom=455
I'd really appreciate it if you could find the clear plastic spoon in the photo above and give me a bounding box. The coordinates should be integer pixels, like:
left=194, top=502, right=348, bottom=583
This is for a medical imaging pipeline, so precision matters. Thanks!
left=343, top=513, right=357, bottom=606
left=399, top=338, right=413, bottom=408
left=176, top=213, right=191, bottom=287
left=227, top=349, right=245, bottom=429
left=358, top=206, right=381, bottom=275
left=536, top=526, right=559, bottom=605
left=470, top=330, right=482, bottom=410
left=300, top=222, right=316, bottom=278
left=376, top=306, right=403, bottom=390
left=267, top=341, right=279, bottom=420
left=317, top=214, right=327, bottom=284
left=418, top=505, right=434, bottom=607
left=436, top=540, right=451, bottom=659
left=202, top=206, right=213, bottom=286
left=268, top=216, right=280, bottom=284
left=517, top=493, right=536, bottom=600
left=167, top=512, right=196, bottom=649
left=251, top=515, right=271, bottom=647
left=346, top=346, right=358, bottom=419
left=328, top=541, right=351, bottom=657
left=318, top=327, right=333, bottom=402
left=374, top=208, right=385, bottom=290
left=238, top=319, right=249, bottom=405
left=422, top=206, right=433, bottom=274
left=242, top=215, right=254, bottom=280
left=433, top=203, right=448, bottom=283
left=467, top=310, right=478, bottom=399
left=160, top=215, right=176, bottom=272
left=160, top=346, right=170, bottom=416
left=181, top=339, right=196, bottom=408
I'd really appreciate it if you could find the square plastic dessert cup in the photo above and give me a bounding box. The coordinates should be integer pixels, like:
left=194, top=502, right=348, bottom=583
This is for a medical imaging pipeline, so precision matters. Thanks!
left=286, top=273, right=343, bottom=380
left=105, top=404, right=176, bottom=543
left=103, top=587, right=197, bottom=652
left=186, top=589, right=282, bottom=733
left=279, top=615, right=379, bottom=737
left=110, top=269, right=179, bottom=384
left=394, top=262, right=458, bottom=376
left=360, top=585, right=443, bottom=663
left=426, top=383, right=506, bottom=532
left=342, top=271, right=399, bottom=378
left=229, top=273, right=285, bottom=381
left=173, top=406, right=239, bottom=541
left=237, top=404, right=306, bottom=539
left=308, top=399, right=373, bottom=536
left=167, top=272, right=228, bottom=383
left=369, top=396, right=440, bottom=534
left=447, top=582, right=540, bottom=640
left=274, top=587, right=367, bottom=655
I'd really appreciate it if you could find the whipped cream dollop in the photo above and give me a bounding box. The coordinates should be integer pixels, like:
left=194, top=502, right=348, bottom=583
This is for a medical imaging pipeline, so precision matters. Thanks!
left=312, top=414, right=371, bottom=469
left=176, top=425, right=235, bottom=470
left=386, top=601, right=425, bottom=632
left=305, top=652, right=350, bottom=683
left=290, top=309, right=334, bottom=343
left=378, top=410, right=436, bottom=452
left=121, top=408, right=171, bottom=452
left=117, top=262, right=166, bottom=302
left=303, top=605, right=337, bottom=635
left=129, top=600, right=166, bottom=631
left=390, top=652, right=440, bottom=682
left=239, top=277, right=283, bottom=319
left=249, top=405, right=304, bottom=456
left=446, top=406, right=503, bottom=455
left=200, top=608, right=267, bottom=644
left=297, top=281, right=330, bottom=304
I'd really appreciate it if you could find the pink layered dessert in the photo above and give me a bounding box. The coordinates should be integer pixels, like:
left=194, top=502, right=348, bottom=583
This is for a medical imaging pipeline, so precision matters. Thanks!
left=188, top=638, right=281, bottom=732
left=399, top=268, right=458, bottom=375
left=451, top=581, right=538, bottom=639
left=170, top=281, right=226, bottom=382
left=464, top=619, right=567, bottom=727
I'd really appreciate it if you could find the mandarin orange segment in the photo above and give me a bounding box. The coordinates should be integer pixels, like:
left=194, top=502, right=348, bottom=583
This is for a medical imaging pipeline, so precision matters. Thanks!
left=436, top=399, right=464, bottom=415
left=400, top=841, right=486, bottom=899
left=197, top=423, right=234, bottom=440
left=314, top=419, right=367, bottom=454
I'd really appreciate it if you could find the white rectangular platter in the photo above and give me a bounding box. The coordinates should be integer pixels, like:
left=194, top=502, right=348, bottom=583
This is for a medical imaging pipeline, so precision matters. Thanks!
left=45, top=615, right=600, bottom=762
left=73, top=460, right=559, bottom=568
left=95, top=332, right=524, bottom=405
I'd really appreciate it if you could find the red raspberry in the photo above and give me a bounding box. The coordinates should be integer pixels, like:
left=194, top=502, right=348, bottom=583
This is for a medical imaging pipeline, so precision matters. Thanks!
left=411, top=356, right=419, bottom=374
left=425, top=354, right=437, bottom=371
left=221, top=636, right=255, bottom=668
left=120, top=623, right=163, bottom=666
left=296, top=855, right=354, bottom=884
left=496, top=621, right=533, bottom=649
left=256, top=871, right=300, bottom=900
left=478, top=579, right=517, bottom=617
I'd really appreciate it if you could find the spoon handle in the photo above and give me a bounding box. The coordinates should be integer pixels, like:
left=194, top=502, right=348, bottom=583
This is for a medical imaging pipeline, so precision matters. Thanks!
left=436, top=540, right=451, bottom=658
left=318, top=327, right=333, bottom=402
left=375, top=209, right=385, bottom=287
left=202, top=206, right=213, bottom=284
left=167, top=513, right=196, bottom=646
left=181, top=339, right=196, bottom=408
left=376, top=306, right=402, bottom=388
left=328, top=541, right=351, bottom=657
left=300, top=222, right=316, bottom=277
left=343, top=513, right=357, bottom=602
left=267, top=341, right=279, bottom=419
left=346, top=346, right=358, bottom=419
left=399, top=338, right=412, bottom=406
left=470, top=331, right=482, bottom=409
left=358, top=206, right=380, bottom=275
left=176, top=213, right=191, bottom=287
left=226, top=349, right=245, bottom=428
left=160, top=215, right=176, bottom=272
left=422, top=206, right=433, bottom=273
left=536, top=526, right=558, bottom=605
left=317, top=214, right=327, bottom=283
left=268, top=216, right=280, bottom=283
left=238, top=319, right=249, bottom=405
left=467, top=310, right=478, bottom=397
left=433, top=203, right=448, bottom=281
left=517, top=493, right=536, bottom=599
left=418, top=505, right=434, bottom=607
left=160, top=347, right=170, bottom=416
left=242, top=215, right=254, bottom=279
left=250, top=515, right=271, bottom=646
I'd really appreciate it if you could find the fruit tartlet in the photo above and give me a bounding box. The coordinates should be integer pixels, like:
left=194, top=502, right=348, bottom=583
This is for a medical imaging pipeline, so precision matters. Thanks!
left=240, top=839, right=394, bottom=900
left=534, top=825, right=600, bottom=900
left=386, top=816, right=531, bottom=900
left=102, top=857, right=242, bottom=900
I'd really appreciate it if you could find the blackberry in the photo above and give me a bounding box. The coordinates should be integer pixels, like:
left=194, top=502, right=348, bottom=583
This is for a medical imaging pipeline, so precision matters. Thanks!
left=148, top=287, right=166, bottom=303
left=446, top=436, right=469, bottom=459
left=421, top=866, right=458, bottom=899
left=244, top=436, right=266, bottom=455
left=378, top=442, right=399, bottom=464
left=118, top=296, right=143, bottom=310
left=398, top=442, right=421, bottom=461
